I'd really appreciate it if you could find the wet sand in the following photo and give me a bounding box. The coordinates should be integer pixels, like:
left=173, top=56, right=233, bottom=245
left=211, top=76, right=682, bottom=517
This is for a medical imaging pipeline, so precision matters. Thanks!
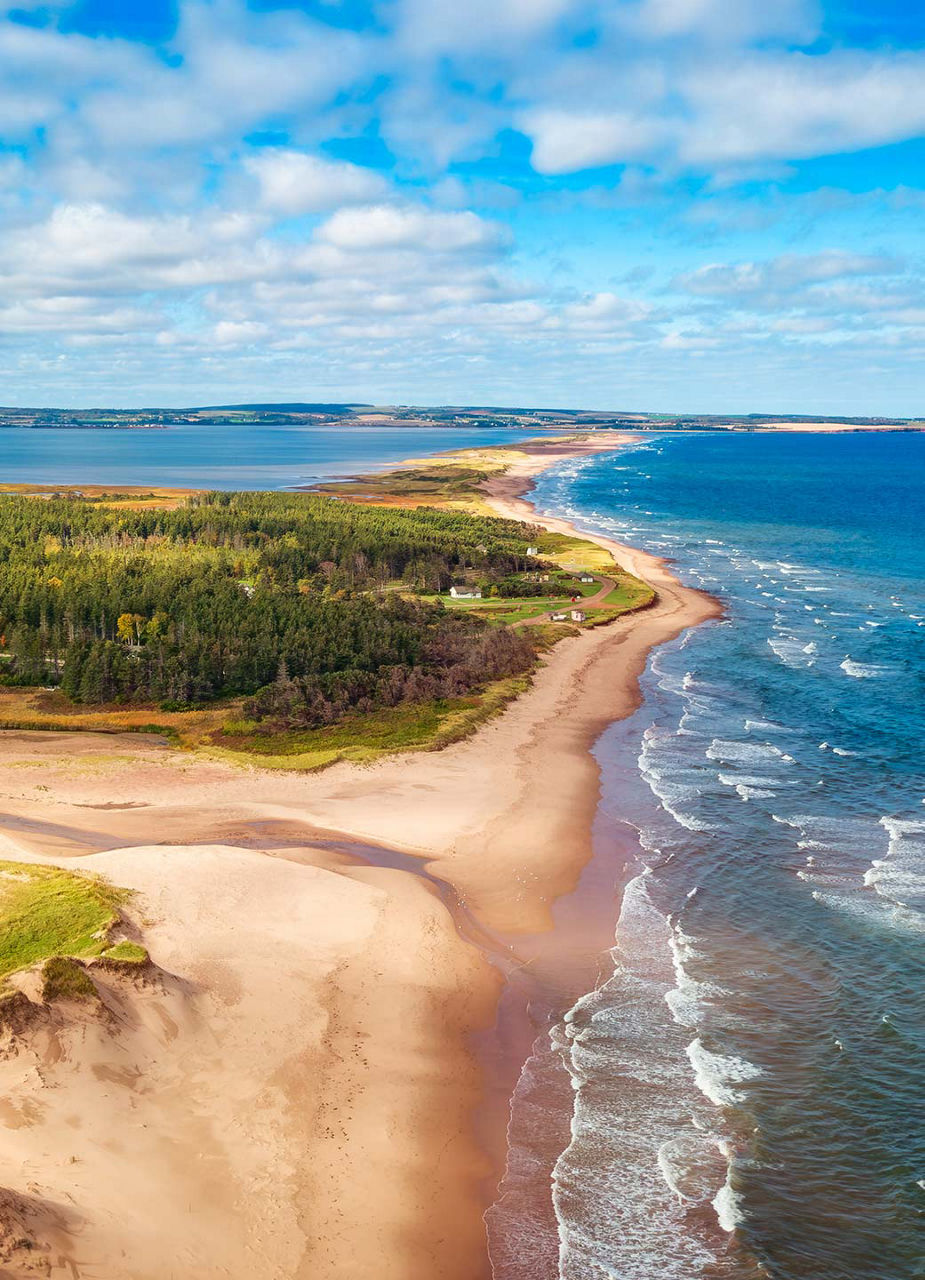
left=0, top=433, right=721, bottom=1279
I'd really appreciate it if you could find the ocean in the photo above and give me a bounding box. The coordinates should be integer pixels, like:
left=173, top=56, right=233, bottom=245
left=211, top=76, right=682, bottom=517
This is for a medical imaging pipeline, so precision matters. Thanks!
left=0, top=422, right=528, bottom=488
left=521, top=431, right=925, bottom=1279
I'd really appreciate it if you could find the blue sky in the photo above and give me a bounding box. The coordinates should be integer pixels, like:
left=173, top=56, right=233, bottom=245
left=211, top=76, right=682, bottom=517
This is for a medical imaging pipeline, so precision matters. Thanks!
left=2, top=0, right=924, bottom=412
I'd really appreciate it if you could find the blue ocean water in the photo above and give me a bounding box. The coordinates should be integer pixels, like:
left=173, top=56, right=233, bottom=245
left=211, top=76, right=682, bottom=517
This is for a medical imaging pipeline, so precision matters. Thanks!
left=530, top=432, right=925, bottom=1279
left=0, top=423, right=528, bottom=488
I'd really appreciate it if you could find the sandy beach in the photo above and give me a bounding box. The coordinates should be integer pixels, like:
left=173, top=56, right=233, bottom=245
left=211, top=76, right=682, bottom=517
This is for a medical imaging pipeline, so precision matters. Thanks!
left=0, top=434, right=720, bottom=1279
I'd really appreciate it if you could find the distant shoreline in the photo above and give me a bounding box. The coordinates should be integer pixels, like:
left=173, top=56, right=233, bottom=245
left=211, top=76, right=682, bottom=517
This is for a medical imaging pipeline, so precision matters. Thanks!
left=2, top=407, right=922, bottom=434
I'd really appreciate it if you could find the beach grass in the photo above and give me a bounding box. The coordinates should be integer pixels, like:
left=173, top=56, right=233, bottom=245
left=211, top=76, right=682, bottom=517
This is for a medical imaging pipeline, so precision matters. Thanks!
left=0, top=674, right=533, bottom=769
left=0, top=685, right=232, bottom=746
left=0, top=861, right=126, bottom=985
left=598, top=578, right=656, bottom=611
left=210, top=674, right=531, bottom=769
left=41, top=955, right=97, bottom=1002
left=532, top=530, right=621, bottom=574
left=101, top=940, right=149, bottom=965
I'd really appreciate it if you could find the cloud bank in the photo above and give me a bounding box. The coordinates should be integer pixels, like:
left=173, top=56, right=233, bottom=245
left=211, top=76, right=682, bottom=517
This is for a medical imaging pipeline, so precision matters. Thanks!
left=1, top=0, right=923, bottom=411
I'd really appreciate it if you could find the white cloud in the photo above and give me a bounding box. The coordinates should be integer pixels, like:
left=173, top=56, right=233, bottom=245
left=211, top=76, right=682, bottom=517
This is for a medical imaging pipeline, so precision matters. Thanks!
left=212, top=320, right=270, bottom=345
left=245, top=150, right=389, bottom=216
left=628, top=0, right=818, bottom=43
left=516, top=47, right=925, bottom=177
left=560, top=291, right=654, bottom=331
left=678, top=251, right=899, bottom=299
left=317, top=204, right=506, bottom=253
left=394, top=0, right=580, bottom=56
left=522, top=109, right=667, bottom=173
left=1, top=0, right=924, bottom=411
left=679, top=53, right=925, bottom=167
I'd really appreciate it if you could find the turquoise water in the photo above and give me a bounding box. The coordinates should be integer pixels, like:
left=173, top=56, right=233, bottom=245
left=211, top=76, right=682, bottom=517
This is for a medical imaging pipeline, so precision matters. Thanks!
left=530, top=432, right=925, bottom=1279
left=0, top=423, right=528, bottom=488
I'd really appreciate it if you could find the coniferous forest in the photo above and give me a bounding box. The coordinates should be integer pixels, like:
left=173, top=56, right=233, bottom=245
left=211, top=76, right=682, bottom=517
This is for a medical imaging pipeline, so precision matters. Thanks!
left=0, top=492, right=541, bottom=727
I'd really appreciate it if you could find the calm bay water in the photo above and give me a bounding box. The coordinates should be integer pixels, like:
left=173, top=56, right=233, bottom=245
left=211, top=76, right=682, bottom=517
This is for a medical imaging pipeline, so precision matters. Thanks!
left=527, top=432, right=925, bottom=1279
left=0, top=423, right=528, bottom=488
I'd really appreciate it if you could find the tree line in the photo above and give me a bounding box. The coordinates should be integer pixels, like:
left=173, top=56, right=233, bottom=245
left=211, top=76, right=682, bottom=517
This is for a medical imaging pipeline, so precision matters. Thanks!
left=0, top=491, right=542, bottom=723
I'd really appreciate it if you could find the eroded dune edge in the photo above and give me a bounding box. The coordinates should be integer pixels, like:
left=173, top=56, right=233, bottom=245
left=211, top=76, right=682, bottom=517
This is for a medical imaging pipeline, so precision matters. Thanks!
left=0, top=434, right=720, bottom=1280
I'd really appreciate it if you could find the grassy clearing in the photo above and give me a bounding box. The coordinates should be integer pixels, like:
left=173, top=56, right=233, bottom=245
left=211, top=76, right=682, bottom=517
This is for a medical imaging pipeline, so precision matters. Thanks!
left=0, top=685, right=236, bottom=747
left=309, top=444, right=534, bottom=514
left=0, top=861, right=126, bottom=985
left=311, top=463, right=494, bottom=510
left=0, top=482, right=197, bottom=511
left=210, top=674, right=531, bottom=770
left=599, top=578, right=656, bottom=612
left=465, top=600, right=570, bottom=626
left=531, top=530, right=619, bottom=574
left=444, top=568, right=655, bottom=627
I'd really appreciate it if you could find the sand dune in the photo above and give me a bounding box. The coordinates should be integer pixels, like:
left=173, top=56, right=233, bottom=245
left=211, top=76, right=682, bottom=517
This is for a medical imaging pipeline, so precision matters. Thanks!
left=1, top=844, right=496, bottom=1279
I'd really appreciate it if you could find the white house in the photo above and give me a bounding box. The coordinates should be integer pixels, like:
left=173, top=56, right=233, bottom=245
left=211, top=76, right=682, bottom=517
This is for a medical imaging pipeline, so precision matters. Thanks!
left=579, top=574, right=594, bottom=583
left=450, top=585, right=482, bottom=599
left=526, top=546, right=538, bottom=556
left=550, top=611, right=567, bottom=621
left=570, top=609, right=587, bottom=622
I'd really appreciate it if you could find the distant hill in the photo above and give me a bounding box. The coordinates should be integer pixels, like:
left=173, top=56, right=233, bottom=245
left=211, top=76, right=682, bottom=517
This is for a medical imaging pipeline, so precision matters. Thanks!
left=188, top=403, right=371, bottom=413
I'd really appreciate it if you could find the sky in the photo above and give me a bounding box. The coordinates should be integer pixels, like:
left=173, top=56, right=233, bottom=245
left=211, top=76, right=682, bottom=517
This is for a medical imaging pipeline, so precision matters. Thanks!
left=2, top=0, right=925, bottom=413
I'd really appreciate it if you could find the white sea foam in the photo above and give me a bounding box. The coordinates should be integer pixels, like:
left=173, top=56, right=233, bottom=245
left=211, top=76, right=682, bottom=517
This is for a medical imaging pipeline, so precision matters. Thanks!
left=657, top=1135, right=729, bottom=1206
left=769, top=635, right=817, bottom=668
left=550, top=873, right=727, bottom=1280
left=865, top=819, right=925, bottom=911
left=738, top=785, right=778, bottom=801
left=686, top=1038, right=764, bottom=1109
left=717, top=773, right=789, bottom=788
left=707, top=739, right=794, bottom=765
left=812, top=888, right=925, bottom=935
left=713, top=1169, right=746, bottom=1233
left=840, top=658, right=889, bottom=678
left=665, top=926, right=727, bottom=1027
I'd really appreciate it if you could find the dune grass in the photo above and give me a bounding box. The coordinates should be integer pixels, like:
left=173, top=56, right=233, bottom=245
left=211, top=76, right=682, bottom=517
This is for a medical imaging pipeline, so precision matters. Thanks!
left=41, top=955, right=97, bottom=1002
left=101, top=940, right=149, bottom=965
left=598, top=578, right=656, bottom=612
left=211, top=674, right=531, bottom=770
left=0, top=685, right=232, bottom=746
left=0, top=861, right=126, bottom=985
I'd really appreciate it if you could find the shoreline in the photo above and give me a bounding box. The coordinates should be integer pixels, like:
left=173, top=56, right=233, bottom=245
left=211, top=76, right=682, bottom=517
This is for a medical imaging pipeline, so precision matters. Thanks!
left=0, top=432, right=721, bottom=1278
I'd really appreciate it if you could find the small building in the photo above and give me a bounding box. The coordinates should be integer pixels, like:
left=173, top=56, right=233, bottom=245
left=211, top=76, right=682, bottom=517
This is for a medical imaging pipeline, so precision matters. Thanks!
left=580, top=574, right=595, bottom=583
left=571, top=609, right=587, bottom=622
left=526, top=546, right=538, bottom=556
left=550, top=611, right=568, bottom=621
left=450, top=585, right=482, bottom=599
